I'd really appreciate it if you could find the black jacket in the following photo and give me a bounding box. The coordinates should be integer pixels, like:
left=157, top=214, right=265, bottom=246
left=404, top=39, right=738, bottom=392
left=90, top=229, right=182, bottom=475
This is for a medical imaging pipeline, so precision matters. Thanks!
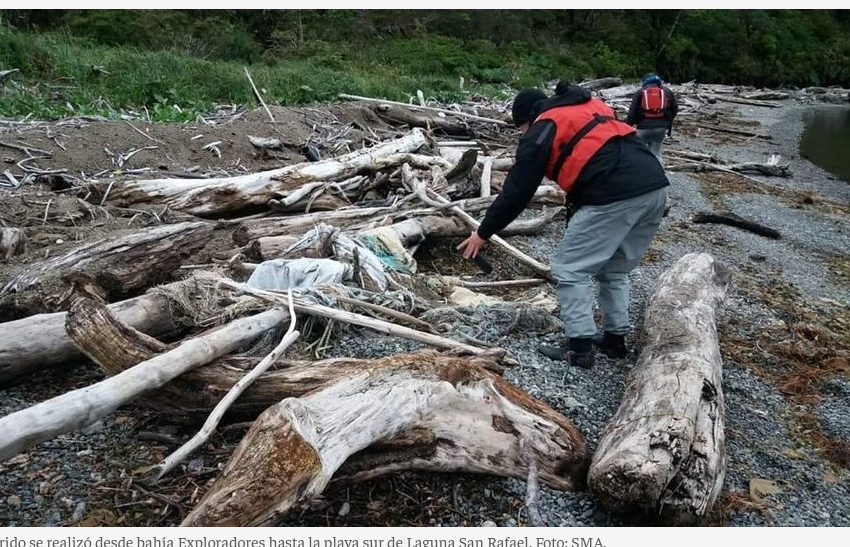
left=477, top=86, right=669, bottom=240
left=626, top=84, right=678, bottom=130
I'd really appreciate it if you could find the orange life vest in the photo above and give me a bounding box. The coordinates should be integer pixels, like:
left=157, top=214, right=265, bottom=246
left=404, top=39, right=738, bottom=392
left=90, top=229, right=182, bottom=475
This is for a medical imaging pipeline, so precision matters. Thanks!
left=536, top=98, right=636, bottom=193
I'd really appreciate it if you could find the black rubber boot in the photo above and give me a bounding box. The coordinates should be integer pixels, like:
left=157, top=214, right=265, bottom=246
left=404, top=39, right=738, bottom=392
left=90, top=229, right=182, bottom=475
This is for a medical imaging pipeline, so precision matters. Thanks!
left=538, top=337, right=596, bottom=369
left=590, top=331, right=627, bottom=359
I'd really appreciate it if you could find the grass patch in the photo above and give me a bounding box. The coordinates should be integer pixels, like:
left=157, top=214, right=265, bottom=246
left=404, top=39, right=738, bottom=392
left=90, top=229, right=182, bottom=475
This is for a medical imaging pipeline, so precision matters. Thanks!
left=0, top=26, right=599, bottom=122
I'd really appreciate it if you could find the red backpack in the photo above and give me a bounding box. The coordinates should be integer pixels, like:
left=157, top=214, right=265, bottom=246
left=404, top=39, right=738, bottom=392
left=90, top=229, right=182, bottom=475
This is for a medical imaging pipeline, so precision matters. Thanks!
left=640, top=86, right=668, bottom=118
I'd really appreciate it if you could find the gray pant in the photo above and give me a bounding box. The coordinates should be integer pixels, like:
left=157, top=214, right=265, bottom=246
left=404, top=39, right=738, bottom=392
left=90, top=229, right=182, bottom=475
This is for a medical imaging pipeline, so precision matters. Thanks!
left=551, top=187, right=667, bottom=338
left=636, top=127, right=667, bottom=165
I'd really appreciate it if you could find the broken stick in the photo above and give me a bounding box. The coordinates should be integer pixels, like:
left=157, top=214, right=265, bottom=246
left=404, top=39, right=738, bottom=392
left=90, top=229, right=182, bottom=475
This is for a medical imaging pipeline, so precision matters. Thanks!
left=692, top=211, right=781, bottom=239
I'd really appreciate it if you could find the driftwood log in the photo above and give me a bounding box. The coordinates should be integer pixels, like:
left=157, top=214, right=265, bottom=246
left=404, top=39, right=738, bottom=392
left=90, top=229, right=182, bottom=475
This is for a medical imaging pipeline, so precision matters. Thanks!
left=0, top=306, right=290, bottom=462
left=0, top=292, right=175, bottom=387
left=233, top=185, right=564, bottom=246
left=181, top=351, right=588, bottom=526
left=338, top=94, right=508, bottom=126
left=692, top=211, right=781, bottom=239
left=374, top=104, right=470, bottom=135
left=0, top=221, right=212, bottom=317
left=246, top=208, right=562, bottom=261
left=61, top=281, right=501, bottom=417
left=667, top=160, right=790, bottom=178
left=1, top=227, right=26, bottom=261
left=580, top=77, right=623, bottom=91
left=105, top=129, right=428, bottom=217
left=588, top=253, right=730, bottom=524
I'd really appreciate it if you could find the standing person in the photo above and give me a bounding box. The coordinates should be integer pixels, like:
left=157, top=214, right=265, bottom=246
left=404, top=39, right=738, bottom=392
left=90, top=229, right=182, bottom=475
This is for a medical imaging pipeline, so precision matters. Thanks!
left=626, top=73, right=678, bottom=164
left=457, top=81, right=669, bottom=369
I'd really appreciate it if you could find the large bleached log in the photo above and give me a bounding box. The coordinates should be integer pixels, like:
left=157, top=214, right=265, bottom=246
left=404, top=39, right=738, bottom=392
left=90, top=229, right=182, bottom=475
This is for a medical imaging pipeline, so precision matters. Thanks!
left=234, top=185, right=564, bottom=247
left=233, top=206, right=393, bottom=246
left=0, top=222, right=212, bottom=315
left=338, top=93, right=509, bottom=126
left=580, top=77, right=623, bottom=91
left=105, top=130, right=428, bottom=217
left=0, top=307, right=290, bottom=462
left=706, top=94, right=781, bottom=108
left=181, top=351, right=588, bottom=526
left=247, top=207, right=562, bottom=261
left=0, top=292, right=175, bottom=387
left=588, top=253, right=731, bottom=524
left=373, top=104, right=471, bottom=135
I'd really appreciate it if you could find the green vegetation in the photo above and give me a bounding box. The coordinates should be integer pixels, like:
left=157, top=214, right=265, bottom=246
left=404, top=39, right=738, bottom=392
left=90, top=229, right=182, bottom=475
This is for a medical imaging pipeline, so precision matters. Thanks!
left=1, top=9, right=849, bottom=121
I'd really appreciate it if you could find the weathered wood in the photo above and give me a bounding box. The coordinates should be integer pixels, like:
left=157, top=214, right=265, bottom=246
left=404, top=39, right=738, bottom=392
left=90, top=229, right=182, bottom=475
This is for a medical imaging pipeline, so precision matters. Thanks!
left=248, top=136, right=283, bottom=150
left=579, top=77, right=623, bottom=91
left=105, top=130, right=428, bottom=217
left=233, top=206, right=392, bottom=246
left=480, top=157, right=493, bottom=198
left=692, top=211, right=781, bottom=239
left=695, top=124, right=771, bottom=140
left=150, top=292, right=300, bottom=482
left=706, top=95, right=781, bottom=108
left=0, top=222, right=212, bottom=316
left=0, top=307, right=289, bottom=462
left=216, top=277, right=492, bottom=356
left=667, top=160, right=790, bottom=178
left=181, top=351, right=587, bottom=526
left=0, top=228, right=26, bottom=261
left=588, top=253, right=730, bottom=524
left=339, top=93, right=509, bottom=126
left=0, top=292, right=175, bottom=387
left=385, top=208, right=562, bottom=249
left=440, top=147, right=514, bottom=172
left=740, top=91, right=790, bottom=101
left=374, top=104, right=471, bottom=135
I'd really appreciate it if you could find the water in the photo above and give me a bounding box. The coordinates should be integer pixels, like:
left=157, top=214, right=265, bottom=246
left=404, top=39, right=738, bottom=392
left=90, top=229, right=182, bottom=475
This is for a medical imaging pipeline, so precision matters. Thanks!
left=799, top=106, right=850, bottom=183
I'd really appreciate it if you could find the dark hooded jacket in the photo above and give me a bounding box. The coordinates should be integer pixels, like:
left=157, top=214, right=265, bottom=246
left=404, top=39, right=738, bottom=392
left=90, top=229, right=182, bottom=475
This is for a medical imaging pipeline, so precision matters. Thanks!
left=477, top=85, right=669, bottom=240
left=626, top=83, right=679, bottom=131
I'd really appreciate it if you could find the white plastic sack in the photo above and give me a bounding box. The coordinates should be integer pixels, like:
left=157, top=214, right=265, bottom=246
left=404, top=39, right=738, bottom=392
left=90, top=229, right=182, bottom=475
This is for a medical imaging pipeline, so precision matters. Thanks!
left=247, top=258, right=350, bottom=290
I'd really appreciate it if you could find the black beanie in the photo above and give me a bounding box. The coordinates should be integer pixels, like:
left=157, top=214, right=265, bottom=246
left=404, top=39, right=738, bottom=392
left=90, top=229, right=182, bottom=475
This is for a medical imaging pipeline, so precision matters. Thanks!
left=554, top=80, right=572, bottom=95
left=511, top=88, right=546, bottom=127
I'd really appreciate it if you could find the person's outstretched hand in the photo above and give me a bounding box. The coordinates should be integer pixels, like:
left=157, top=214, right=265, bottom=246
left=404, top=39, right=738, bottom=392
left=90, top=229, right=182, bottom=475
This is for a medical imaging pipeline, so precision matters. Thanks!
left=457, top=231, right=486, bottom=259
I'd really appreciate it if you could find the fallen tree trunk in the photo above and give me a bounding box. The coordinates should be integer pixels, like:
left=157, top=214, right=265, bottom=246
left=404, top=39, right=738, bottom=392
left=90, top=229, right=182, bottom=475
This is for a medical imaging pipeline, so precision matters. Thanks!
left=245, top=208, right=562, bottom=261
left=0, top=292, right=175, bottom=387
left=580, top=77, right=623, bottom=91
left=692, top=211, right=781, bottom=239
left=0, top=222, right=212, bottom=316
left=233, top=206, right=393, bottom=246
left=105, top=129, right=428, bottom=217
left=667, top=160, right=790, bottom=177
left=588, top=253, right=730, bottom=524
left=63, top=281, right=503, bottom=417
left=150, top=292, right=300, bottom=482
left=234, top=185, right=564, bottom=247
left=695, top=124, right=771, bottom=140
left=706, top=95, right=781, bottom=108
left=338, top=93, right=509, bottom=126
left=181, top=351, right=588, bottom=526
left=740, top=91, right=790, bottom=101
left=1, top=228, right=26, bottom=261
left=0, top=307, right=289, bottom=462
left=373, top=104, right=471, bottom=135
